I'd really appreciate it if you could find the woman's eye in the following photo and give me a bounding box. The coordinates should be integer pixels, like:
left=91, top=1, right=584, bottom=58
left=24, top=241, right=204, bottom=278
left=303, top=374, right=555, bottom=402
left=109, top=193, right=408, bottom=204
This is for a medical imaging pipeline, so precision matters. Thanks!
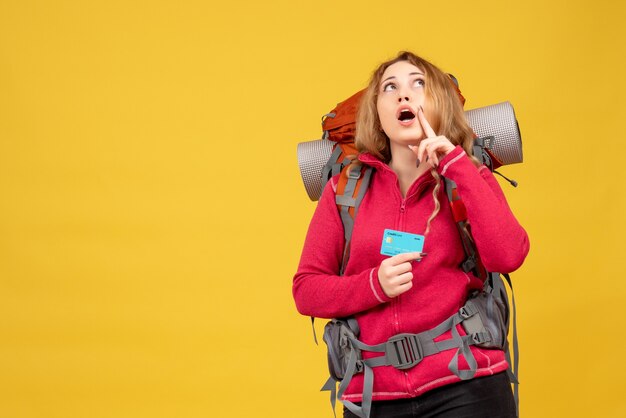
left=383, top=83, right=396, bottom=92
left=413, top=79, right=425, bottom=88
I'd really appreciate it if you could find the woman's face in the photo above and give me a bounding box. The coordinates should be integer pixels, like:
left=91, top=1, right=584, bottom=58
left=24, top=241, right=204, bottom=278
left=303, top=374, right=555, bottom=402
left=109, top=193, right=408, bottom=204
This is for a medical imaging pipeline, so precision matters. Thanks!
left=376, top=60, right=434, bottom=145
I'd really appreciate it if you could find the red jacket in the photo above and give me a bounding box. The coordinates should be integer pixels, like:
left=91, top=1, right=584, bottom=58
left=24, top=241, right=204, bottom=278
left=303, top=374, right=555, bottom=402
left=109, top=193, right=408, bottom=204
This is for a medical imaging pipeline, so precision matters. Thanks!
left=293, top=145, right=529, bottom=402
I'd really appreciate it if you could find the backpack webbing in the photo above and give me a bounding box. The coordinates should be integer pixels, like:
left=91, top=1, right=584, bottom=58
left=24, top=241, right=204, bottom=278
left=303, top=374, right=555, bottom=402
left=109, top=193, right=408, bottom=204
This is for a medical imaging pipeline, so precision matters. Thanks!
left=335, top=165, right=373, bottom=275
left=309, top=164, right=373, bottom=346
left=321, top=299, right=492, bottom=418
left=444, top=173, right=520, bottom=415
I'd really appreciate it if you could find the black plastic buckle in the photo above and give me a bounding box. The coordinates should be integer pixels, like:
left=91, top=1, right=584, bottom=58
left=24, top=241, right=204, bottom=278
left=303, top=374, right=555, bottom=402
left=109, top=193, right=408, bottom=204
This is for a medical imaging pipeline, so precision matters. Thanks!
left=459, top=306, right=472, bottom=319
left=461, top=256, right=477, bottom=273
left=459, top=301, right=478, bottom=320
left=385, top=333, right=423, bottom=370
left=471, top=332, right=491, bottom=345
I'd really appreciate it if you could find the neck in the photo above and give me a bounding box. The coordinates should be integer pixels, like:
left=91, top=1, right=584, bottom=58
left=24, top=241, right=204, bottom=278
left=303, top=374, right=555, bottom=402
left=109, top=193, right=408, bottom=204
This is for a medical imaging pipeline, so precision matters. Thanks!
left=388, top=142, right=430, bottom=196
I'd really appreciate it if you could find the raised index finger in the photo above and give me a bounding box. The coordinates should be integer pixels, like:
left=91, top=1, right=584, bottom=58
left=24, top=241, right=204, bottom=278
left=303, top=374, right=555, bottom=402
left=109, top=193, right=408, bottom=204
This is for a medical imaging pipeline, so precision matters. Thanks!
left=417, top=106, right=437, bottom=138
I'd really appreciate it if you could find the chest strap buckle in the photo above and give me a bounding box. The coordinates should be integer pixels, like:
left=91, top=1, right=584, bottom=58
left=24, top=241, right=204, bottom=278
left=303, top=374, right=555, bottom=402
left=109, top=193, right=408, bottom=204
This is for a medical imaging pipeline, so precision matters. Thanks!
left=385, top=333, right=423, bottom=370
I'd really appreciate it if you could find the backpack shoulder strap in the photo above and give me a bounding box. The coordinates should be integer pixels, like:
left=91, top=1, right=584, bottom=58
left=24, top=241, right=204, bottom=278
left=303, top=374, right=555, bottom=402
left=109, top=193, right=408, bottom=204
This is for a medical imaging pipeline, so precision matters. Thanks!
left=443, top=176, right=487, bottom=279
left=335, top=163, right=373, bottom=275
left=443, top=173, right=520, bottom=416
left=308, top=163, right=372, bottom=345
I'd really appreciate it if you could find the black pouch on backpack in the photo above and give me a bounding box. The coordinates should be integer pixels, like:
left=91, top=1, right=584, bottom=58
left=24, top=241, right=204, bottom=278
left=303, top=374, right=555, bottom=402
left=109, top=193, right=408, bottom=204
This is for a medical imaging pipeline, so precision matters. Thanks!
left=462, top=276, right=510, bottom=350
left=322, top=318, right=362, bottom=381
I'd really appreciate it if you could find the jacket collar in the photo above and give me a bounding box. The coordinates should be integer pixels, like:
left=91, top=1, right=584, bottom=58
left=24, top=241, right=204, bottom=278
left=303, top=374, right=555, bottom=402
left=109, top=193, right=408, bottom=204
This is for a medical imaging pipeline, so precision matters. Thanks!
left=358, top=152, right=391, bottom=172
left=357, top=152, right=436, bottom=197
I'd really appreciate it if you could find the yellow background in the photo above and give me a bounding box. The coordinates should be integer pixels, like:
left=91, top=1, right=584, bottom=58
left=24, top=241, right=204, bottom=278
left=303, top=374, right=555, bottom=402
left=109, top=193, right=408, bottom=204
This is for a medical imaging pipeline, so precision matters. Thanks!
left=1, top=0, right=625, bottom=417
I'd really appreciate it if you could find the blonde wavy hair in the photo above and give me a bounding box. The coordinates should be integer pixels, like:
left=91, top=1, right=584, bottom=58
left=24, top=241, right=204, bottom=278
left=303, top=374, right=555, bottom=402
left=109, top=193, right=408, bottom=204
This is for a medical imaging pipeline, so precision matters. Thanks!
left=355, top=51, right=479, bottom=233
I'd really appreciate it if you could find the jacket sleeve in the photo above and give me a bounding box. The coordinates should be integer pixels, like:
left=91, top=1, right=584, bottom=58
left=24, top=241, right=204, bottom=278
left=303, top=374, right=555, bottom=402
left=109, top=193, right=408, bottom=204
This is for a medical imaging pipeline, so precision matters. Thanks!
left=292, top=177, right=391, bottom=319
left=437, top=146, right=530, bottom=273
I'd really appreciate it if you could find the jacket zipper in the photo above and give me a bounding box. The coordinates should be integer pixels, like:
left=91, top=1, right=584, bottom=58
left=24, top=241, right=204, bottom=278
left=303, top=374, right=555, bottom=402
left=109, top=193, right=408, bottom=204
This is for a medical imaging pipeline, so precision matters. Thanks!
left=393, top=197, right=407, bottom=333
left=395, top=187, right=426, bottom=395
left=396, top=196, right=410, bottom=393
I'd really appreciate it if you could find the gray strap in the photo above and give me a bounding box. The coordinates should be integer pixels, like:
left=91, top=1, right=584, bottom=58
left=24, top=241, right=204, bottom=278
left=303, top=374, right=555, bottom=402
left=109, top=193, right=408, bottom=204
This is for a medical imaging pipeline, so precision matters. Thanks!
left=473, top=136, right=495, bottom=169
left=337, top=167, right=362, bottom=209
left=322, top=146, right=343, bottom=186
left=340, top=312, right=483, bottom=382
left=337, top=165, right=363, bottom=275
left=360, top=364, right=374, bottom=418
left=339, top=205, right=353, bottom=276
left=350, top=339, right=386, bottom=354
left=359, top=310, right=468, bottom=369
left=420, top=332, right=464, bottom=356
left=353, top=167, right=372, bottom=220
left=361, top=336, right=459, bottom=370
left=503, top=273, right=520, bottom=416
left=419, top=304, right=474, bottom=343
left=327, top=157, right=353, bottom=180
left=339, top=363, right=373, bottom=418
left=347, top=317, right=361, bottom=336
left=362, top=355, right=388, bottom=368
left=336, top=166, right=362, bottom=241
left=336, top=347, right=368, bottom=418
left=443, top=176, right=478, bottom=275
left=338, top=167, right=373, bottom=275
left=328, top=306, right=488, bottom=418
left=336, top=195, right=357, bottom=207
left=447, top=318, right=479, bottom=380
left=320, top=112, right=335, bottom=140
left=320, top=376, right=337, bottom=418
left=473, top=143, right=485, bottom=165
left=336, top=157, right=352, bottom=177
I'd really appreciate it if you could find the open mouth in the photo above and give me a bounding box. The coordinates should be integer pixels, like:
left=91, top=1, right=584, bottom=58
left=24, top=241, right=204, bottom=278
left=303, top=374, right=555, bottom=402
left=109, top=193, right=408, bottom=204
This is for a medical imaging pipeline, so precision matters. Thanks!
left=397, top=108, right=416, bottom=122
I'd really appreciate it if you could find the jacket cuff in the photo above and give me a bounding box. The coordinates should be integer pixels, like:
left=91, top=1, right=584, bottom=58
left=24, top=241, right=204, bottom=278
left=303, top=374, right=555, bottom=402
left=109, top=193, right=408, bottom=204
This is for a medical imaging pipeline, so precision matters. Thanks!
left=369, top=267, right=391, bottom=303
left=438, top=145, right=467, bottom=176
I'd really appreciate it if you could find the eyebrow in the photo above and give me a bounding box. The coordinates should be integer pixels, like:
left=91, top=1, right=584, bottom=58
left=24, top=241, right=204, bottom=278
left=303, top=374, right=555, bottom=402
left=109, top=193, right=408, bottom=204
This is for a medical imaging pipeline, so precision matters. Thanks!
left=381, top=72, right=425, bottom=85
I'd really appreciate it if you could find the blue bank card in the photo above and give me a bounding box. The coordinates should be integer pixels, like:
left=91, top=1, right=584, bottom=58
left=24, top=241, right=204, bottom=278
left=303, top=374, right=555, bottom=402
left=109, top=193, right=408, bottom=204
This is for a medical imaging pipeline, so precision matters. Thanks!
left=380, top=229, right=425, bottom=256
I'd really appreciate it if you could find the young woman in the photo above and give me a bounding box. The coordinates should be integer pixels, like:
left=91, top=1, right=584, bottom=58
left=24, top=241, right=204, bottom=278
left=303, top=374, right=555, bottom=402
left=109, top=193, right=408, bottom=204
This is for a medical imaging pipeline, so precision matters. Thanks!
left=293, top=51, right=529, bottom=418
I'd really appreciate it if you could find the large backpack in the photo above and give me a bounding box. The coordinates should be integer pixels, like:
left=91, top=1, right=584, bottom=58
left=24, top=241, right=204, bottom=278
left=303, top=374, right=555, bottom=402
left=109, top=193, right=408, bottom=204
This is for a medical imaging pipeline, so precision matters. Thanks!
left=297, top=79, right=523, bottom=418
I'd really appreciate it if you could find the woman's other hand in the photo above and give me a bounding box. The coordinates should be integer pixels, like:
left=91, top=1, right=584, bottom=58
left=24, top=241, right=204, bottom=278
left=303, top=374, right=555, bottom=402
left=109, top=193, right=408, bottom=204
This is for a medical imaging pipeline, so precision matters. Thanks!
left=408, top=106, right=455, bottom=168
left=378, top=252, right=423, bottom=298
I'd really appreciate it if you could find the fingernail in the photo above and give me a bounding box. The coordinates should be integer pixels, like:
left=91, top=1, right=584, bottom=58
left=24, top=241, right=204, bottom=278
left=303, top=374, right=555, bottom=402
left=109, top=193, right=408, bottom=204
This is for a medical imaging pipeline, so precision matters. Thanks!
left=419, top=105, right=423, bottom=112
left=420, top=252, right=428, bottom=257
left=416, top=158, right=421, bottom=166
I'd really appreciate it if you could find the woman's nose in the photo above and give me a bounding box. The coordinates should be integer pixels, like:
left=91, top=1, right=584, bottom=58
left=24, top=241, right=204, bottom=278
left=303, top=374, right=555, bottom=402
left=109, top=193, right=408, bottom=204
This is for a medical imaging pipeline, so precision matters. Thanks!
left=397, top=95, right=410, bottom=103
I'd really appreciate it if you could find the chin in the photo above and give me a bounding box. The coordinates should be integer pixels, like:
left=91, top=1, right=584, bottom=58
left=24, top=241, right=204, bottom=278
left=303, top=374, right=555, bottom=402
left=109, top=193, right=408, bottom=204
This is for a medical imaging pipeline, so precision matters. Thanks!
left=395, top=130, right=424, bottom=144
